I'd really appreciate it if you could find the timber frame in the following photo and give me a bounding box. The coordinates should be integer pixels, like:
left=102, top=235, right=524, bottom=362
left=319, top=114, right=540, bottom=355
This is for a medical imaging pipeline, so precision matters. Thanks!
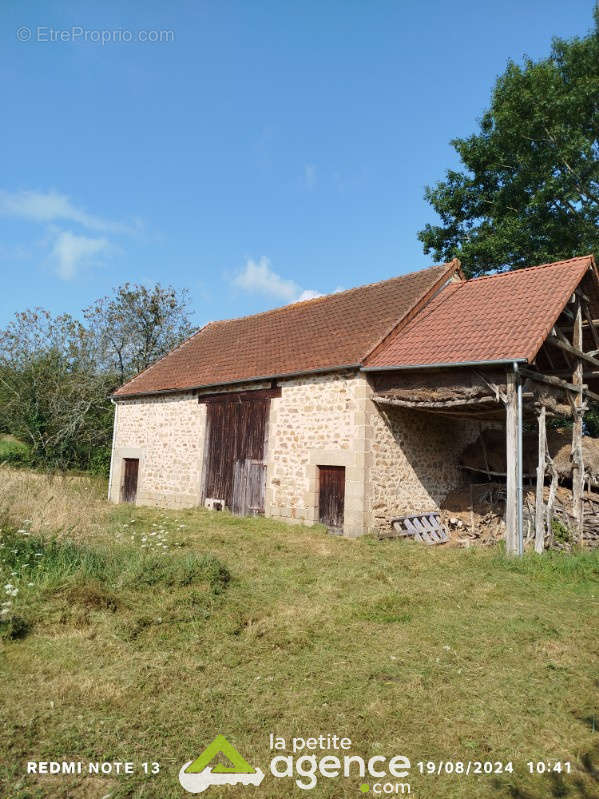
left=370, top=263, right=599, bottom=555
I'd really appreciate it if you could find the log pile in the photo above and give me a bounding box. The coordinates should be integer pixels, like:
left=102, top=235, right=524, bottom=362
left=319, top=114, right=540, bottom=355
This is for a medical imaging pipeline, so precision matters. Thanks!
left=440, top=482, right=599, bottom=550
left=440, top=483, right=506, bottom=547
left=549, top=495, right=599, bottom=550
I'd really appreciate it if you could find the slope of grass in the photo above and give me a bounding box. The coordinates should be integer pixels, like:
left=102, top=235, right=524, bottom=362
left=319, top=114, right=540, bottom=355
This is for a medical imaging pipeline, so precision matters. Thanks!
left=0, top=471, right=598, bottom=799
left=0, top=435, right=29, bottom=464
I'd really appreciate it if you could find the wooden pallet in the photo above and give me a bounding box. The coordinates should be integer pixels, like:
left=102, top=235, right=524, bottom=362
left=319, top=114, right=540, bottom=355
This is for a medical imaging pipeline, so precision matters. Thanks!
left=384, top=512, right=449, bottom=545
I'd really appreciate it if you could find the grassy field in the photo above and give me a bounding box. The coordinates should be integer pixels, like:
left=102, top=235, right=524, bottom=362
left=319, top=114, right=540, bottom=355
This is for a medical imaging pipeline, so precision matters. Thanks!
left=0, top=469, right=598, bottom=799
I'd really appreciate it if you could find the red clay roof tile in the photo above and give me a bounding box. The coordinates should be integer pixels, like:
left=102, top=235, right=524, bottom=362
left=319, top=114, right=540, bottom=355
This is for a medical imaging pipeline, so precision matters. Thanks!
left=114, top=261, right=458, bottom=396
left=366, top=256, right=596, bottom=369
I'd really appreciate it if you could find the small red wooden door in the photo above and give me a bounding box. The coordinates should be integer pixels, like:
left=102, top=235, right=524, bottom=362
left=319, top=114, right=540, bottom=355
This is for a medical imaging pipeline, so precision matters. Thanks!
left=318, top=466, right=345, bottom=533
left=122, top=458, right=139, bottom=503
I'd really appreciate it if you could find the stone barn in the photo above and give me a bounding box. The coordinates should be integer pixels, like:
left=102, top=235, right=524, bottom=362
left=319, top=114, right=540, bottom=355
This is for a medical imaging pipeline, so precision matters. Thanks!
left=109, top=255, right=599, bottom=552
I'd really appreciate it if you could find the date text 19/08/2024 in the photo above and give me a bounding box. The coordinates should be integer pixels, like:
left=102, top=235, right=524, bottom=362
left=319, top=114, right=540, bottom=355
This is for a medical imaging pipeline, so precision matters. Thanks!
left=415, top=761, right=571, bottom=776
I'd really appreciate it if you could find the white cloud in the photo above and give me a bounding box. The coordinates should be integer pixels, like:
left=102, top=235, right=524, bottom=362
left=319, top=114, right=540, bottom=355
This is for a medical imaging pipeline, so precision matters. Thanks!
left=232, top=257, right=322, bottom=303
left=297, top=289, right=323, bottom=301
left=0, top=189, right=138, bottom=234
left=303, top=164, right=316, bottom=189
left=51, top=231, right=109, bottom=280
left=0, top=188, right=141, bottom=280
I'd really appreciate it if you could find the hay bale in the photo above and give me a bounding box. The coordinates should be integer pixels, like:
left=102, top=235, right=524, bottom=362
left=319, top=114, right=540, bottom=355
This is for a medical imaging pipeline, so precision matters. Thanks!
left=548, top=429, right=599, bottom=483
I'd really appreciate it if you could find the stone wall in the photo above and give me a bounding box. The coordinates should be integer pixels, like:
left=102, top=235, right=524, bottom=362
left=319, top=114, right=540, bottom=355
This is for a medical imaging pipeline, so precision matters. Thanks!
left=109, top=392, right=207, bottom=508
left=109, top=372, right=482, bottom=537
left=265, top=371, right=370, bottom=536
left=368, top=404, right=481, bottom=532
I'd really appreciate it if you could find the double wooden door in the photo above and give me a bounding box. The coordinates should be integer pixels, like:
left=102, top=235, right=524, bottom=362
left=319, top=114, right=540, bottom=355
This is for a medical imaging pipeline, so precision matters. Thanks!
left=203, top=397, right=269, bottom=513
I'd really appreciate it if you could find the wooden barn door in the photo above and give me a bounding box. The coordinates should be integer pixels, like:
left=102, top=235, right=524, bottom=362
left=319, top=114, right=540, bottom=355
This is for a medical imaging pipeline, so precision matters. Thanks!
left=231, top=459, right=267, bottom=516
left=121, top=458, right=139, bottom=503
left=318, top=466, right=345, bottom=534
left=202, top=394, right=270, bottom=513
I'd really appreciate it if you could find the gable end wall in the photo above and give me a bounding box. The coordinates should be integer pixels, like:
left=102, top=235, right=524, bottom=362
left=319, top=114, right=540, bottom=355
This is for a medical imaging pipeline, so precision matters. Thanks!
left=109, top=392, right=207, bottom=508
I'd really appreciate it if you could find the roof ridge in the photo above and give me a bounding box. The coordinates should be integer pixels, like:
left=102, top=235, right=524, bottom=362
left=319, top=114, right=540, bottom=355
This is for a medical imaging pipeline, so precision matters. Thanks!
left=369, top=278, right=463, bottom=349
left=209, top=261, right=454, bottom=327
left=465, top=255, right=593, bottom=284
left=365, top=254, right=594, bottom=370
left=360, top=259, right=461, bottom=363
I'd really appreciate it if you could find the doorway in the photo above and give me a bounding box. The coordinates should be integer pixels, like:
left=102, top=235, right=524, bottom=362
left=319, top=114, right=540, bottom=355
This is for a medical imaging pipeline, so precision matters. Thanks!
left=202, top=393, right=271, bottom=513
left=121, top=458, right=139, bottom=503
left=318, top=465, right=345, bottom=534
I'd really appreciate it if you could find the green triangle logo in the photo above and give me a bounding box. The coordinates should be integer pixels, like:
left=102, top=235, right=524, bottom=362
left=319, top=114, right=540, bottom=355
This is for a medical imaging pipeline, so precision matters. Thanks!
left=184, top=735, right=256, bottom=774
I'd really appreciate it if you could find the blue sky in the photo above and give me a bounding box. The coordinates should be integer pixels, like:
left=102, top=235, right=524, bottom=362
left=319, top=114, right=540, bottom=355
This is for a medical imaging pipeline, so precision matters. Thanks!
left=0, top=0, right=595, bottom=328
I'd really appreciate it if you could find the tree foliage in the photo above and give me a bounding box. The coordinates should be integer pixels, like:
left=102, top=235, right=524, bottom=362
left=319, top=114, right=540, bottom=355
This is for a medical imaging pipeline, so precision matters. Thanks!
left=0, top=310, right=114, bottom=470
left=84, top=283, right=193, bottom=384
left=0, top=284, right=192, bottom=473
left=419, top=10, right=599, bottom=277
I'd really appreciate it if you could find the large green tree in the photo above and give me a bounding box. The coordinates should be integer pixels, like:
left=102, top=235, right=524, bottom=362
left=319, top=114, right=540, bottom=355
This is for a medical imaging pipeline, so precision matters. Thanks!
left=419, top=10, right=599, bottom=277
left=84, top=283, right=193, bottom=384
left=0, top=310, right=115, bottom=471
left=0, top=283, right=193, bottom=472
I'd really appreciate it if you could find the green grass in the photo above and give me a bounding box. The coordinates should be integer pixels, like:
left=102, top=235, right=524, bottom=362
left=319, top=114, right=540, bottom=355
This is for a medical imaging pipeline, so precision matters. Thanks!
left=0, top=434, right=29, bottom=463
left=0, top=484, right=598, bottom=799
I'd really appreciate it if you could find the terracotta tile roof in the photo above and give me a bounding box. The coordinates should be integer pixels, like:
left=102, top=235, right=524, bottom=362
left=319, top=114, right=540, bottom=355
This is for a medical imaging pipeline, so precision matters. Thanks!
left=366, top=256, right=596, bottom=369
left=115, top=261, right=459, bottom=396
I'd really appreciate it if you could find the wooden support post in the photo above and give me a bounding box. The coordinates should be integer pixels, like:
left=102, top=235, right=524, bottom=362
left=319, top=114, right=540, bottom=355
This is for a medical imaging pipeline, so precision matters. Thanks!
left=582, top=300, right=599, bottom=351
left=572, top=301, right=585, bottom=544
left=546, top=460, right=558, bottom=544
left=535, top=405, right=546, bottom=554
left=505, top=370, right=519, bottom=555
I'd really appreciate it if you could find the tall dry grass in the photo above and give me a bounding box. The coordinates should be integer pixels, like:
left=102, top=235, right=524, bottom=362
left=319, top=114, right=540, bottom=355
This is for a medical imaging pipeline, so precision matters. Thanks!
left=0, top=465, right=111, bottom=538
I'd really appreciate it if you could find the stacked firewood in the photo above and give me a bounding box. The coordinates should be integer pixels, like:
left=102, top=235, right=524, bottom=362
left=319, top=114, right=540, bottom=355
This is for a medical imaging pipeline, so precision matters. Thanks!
left=550, top=496, right=599, bottom=550
left=441, top=483, right=599, bottom=550
left=444, top=512, right=504, bottom=547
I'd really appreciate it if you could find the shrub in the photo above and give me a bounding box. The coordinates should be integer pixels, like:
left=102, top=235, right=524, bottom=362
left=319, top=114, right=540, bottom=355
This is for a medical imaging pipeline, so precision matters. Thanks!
left=551, top=518, right=571, bottom=544
left=0, top=436, right=30, bottom=466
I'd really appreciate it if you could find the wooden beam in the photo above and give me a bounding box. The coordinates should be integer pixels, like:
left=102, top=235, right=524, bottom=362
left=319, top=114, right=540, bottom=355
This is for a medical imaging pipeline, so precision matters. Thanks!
left=535, top=405, right=546, bottom=554
left=541, top=368, right=599, bottom=378
left=535, top=368, right=599, bottom=398
left=461, top=464, right=535, bottom=478
left=520, top=367, right=582, bottom=393
left=575, top=286, right=591, bottom=305
left=505, top=370, right=519, bottom=555
left=520, top=367, right=599, bottom=402
left=581, top=299, right=599, bottom=351
left=546, top=335, right=599, bottom=370
left=572, top=301, right=584, bottom=542
left=562, top=319, right=599, bottom=330
left=584, top=388, right=599, bottom=403
left=197, top=386, right=281, bottom=403
left=551, top=326, right=574, bottom=369
left=372, top=395, right=499, bottom=409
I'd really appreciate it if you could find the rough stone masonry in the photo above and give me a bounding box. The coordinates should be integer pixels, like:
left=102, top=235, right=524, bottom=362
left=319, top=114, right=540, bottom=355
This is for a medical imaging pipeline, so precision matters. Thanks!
left=109, top=370, right=476, bottom=537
